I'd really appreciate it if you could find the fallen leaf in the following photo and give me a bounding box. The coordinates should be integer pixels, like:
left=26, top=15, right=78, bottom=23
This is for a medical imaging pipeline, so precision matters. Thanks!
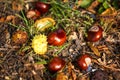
left=78, top=75, right=89, bottom=80
left=31, top=70, right=43, bottom=80
left=56, top=72, right=68, bottom=80
left=71, top=70, right=77, bottom=80
left=5, top=15, right=16, bottom=24
left=0, top=17, right=5, bottom=22
left=87, top=0, right=100, bottom=14
left=100, top=7, right=117, bottom=22
left=68, top=62, right=77, bottom=80
left=92, top=58, right=120, bottom=72
left=5, top=15, right=15, bottom=21
left=97, top=45, right=109, bottom=50
left=68, top=32, right=78, bottom=41
left=33, top=63, right=45, bottom=70
left=12, top=1, right=23, bottom=11
left=97, top=45, right=111, bottom=55
left=0, top=52, right=3, bottom=57
left=5, top=76, right=10, bottom=80
left=101, top=7, right=117, bottom=15
left=68, top=62, right=73, bottom=74
left=88, top=43, right=100, bottom=56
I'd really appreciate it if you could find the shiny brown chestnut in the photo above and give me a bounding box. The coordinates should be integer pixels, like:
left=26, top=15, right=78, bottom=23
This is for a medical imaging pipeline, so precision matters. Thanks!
left=47, top=29, right=66, bottom=46
left=87, top=26, right=103, bottom=42
left=48, top=57, right=65, bottom=72
left=77, top=54, right=91, bottom=70
left=36, top=2, right=50, bottom=14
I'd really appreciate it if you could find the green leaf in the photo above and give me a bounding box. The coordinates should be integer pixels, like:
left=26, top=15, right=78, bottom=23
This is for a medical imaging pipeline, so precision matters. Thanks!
left=80, top=0, right=93, bottom=8
left=22, top=46, right=31, bottom=52
left=112, top=0, right=119, bottom=9
left=36, top=60, right=47, bottom=64
left=103, top=1, right=109, bottom=9
left=97, top=0, right=104, bottom=3
left=98, top=6, right=105, bottom=14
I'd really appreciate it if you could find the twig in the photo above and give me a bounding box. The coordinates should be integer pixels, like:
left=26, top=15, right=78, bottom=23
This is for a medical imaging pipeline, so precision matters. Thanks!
left=24, top=0, right=38, bottom=3
left=93, top=59, right=120, bottom=71
left=3, top=48, right=15, bottom=61
left=0, top=46, right=19, bottom=51
left=0, top=48, right=8, bottom=51
left=87, top=0, right=100, bottom=14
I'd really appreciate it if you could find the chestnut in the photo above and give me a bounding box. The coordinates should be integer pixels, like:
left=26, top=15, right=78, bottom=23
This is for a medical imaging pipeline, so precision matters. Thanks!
left=77, top=54, right=91, bottom=70
left=36, top=2, right=50, bottom=14
left=87, top=25, right=103, bottom=42
left=48, top=57, right=65, bottom=72
left=47, top=29, right=66, bottom=46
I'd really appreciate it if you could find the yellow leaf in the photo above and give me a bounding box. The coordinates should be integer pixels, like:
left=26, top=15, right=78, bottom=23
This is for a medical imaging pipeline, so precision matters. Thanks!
left=56, top=72, right=68, bottom=80
left=88, top=43, right=100, bottom=56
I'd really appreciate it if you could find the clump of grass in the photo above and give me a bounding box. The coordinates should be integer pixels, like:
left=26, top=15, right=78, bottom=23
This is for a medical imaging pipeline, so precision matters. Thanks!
left=49, top=0, right=94, bottom=38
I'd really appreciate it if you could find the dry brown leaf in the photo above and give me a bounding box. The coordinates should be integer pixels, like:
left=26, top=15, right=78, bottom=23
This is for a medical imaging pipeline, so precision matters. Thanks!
left=71, top=70, right=77, bottom=80
left=0, top=52, right=3, bottom=57
left=87, top=0, right=100, bottom=14
left=100, top=8, right=117, bottom=22
left=68, top=32, right=78, bottom=41
left=97, top=45, right=112, bottom=55
left=97, top=53, right=106, bottom=65
left=0, top=17, right=5, bottom=22
left=92, top=58, right=120, bottom=71
left=33, top=63, right=45, bottom=70
left=78, top=75, right=89, bottom=80
left=68, top=62, right=73, bottom=74
left=12, top=1, right=23, bottom=11
left=31, top=70, right=43, bottom=80
left=56, top=72, right=68, bottom=80
left=5, top=15, right=16, bottom=24
left=68, top=62, right=76, bottom=80
left=0, top=15, right=16, bottom=23
left=101, top=8, right=117, bottom=15
left=6, top=15, right=15, bottom=21
left=97, top=45, right=109, bottom=50
left=88, top=43, right=100, bottom=56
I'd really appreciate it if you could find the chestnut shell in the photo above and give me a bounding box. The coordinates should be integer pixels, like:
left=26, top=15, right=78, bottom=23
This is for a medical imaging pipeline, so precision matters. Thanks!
left=11, top=30, right=28, bottom=45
